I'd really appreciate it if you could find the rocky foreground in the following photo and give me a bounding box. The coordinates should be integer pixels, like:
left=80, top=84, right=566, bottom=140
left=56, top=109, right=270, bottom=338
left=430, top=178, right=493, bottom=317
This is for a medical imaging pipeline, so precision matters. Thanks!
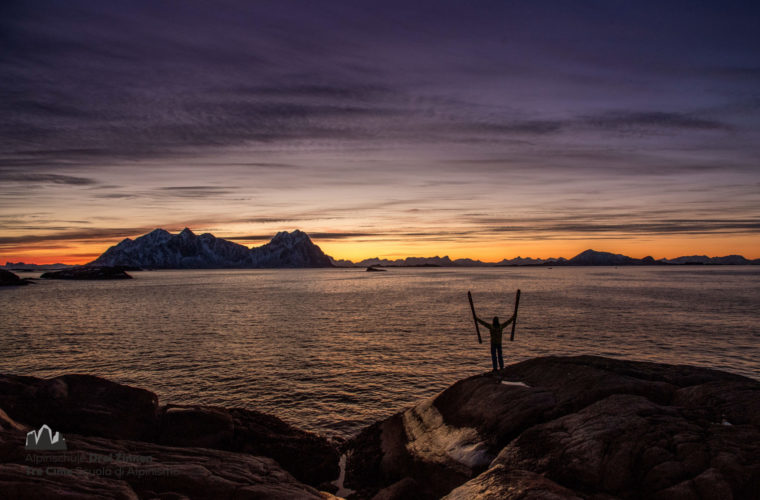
left=345, top=356, right=760, bottom=499
left=1, top=356, right=758, bottom=499
left=0, top=373, right=339, bottom=499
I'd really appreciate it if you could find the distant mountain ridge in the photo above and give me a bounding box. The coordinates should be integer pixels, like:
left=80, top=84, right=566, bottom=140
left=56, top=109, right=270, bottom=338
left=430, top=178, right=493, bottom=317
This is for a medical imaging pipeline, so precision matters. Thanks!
left=660, top=254, right=753, bottom=265
left=3, top=262, right=76, bottom=270
left=24, top=229, right=755, bottom=269
left=347, top=248, right=759, bottom=267
left=353, top=255, right=569, bottom=267
left=89, top=228, right=333, bottom=268
left=567, top=249, right=655, bottom=266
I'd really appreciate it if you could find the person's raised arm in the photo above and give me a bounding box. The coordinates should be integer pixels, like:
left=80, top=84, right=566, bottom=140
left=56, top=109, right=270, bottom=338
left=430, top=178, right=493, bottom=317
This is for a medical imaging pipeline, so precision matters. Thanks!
left=500, top=315, right=515, bottom=331
left=476, top=317, right=491, bottom=328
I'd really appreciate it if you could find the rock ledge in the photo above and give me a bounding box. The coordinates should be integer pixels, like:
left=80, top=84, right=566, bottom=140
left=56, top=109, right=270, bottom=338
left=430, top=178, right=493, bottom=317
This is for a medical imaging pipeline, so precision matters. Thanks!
left=346, top=355, right=760, bottom=499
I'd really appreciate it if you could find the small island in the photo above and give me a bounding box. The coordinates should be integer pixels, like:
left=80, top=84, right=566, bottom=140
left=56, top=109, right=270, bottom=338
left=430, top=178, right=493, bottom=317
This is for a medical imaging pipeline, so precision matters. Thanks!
left=40, top=266, right=134, bottom=280
left=0, top=269, right=32, bottom=286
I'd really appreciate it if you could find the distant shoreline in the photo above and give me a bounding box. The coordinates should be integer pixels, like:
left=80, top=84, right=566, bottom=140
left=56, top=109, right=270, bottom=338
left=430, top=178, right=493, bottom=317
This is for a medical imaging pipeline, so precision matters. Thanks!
left=4, top=262, right=759, bottom=271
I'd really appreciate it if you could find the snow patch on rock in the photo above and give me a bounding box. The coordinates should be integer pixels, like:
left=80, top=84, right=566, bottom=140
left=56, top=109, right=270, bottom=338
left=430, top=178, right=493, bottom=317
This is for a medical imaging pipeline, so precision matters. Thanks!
left=501, top=380, right=530, bottom=388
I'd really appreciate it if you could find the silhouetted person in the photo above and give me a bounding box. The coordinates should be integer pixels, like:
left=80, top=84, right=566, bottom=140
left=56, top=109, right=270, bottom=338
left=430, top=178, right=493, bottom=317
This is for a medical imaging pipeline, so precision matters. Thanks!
left=476, top=315, right=514, bottom=371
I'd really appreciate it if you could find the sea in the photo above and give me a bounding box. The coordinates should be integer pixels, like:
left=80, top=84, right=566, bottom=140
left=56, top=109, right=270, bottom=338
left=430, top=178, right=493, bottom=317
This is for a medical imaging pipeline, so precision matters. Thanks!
left=2, top=266, right=758, bottom=439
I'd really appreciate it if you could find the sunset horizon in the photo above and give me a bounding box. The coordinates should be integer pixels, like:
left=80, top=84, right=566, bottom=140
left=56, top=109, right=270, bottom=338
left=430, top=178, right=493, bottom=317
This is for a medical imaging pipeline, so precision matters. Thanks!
left=3, top=224, right=759, bottom=266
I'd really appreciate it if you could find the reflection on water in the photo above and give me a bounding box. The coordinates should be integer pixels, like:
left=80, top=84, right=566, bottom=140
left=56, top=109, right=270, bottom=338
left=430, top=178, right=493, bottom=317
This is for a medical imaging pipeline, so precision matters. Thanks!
left=2, top=267, right=758, bottom=438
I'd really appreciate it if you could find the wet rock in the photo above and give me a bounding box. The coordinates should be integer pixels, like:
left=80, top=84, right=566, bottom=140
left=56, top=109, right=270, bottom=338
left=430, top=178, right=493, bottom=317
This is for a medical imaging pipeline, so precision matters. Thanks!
left=346, top=355, right=760, bottom=499
left=40, top=266, right=133, bottom=280
left=346, top=415, right=422, bottom=498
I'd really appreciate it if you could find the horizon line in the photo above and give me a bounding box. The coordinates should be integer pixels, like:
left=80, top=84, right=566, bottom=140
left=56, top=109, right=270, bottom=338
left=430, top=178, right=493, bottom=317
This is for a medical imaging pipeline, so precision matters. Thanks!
left=2, top=225, right=758, bottom=266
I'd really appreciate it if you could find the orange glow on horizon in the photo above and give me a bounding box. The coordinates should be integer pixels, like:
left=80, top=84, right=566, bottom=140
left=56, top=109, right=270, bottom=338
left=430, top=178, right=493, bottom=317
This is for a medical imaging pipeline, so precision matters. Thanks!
left=318, top=234, right=760, bottom=262
left=2, top=233, right=759, bottom=265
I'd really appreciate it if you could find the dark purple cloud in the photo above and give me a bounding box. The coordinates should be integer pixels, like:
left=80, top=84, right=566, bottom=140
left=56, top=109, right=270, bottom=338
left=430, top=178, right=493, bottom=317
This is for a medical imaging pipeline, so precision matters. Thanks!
left=2, top=1, right=758, bottom=165
left=1, top=1, right=759, bottom=258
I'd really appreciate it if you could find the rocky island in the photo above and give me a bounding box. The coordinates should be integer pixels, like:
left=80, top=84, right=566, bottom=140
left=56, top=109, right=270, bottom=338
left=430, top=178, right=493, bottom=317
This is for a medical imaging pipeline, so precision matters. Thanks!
left=40, top=266, right=134, bottom=280
left=1, top=356, right=758, bottom=499
left=89, top=228, right=334, bottom=269
left=0, top=269, right=32, bottom=286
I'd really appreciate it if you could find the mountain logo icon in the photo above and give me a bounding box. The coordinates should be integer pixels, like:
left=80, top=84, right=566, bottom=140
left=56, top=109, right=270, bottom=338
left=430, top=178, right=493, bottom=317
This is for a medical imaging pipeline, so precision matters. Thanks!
left=25, top=424, right=67, bottom=451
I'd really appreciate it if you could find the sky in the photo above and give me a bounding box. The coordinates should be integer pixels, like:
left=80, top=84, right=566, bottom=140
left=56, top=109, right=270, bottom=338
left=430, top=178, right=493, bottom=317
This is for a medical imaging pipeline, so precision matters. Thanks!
left=1, top=0, right=759, bottom=263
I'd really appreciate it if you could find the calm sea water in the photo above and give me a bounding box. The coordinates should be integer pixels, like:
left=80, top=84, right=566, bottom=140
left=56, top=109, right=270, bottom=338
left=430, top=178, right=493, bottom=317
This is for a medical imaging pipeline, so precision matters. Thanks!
left=2, top=267, right=758, bottom=438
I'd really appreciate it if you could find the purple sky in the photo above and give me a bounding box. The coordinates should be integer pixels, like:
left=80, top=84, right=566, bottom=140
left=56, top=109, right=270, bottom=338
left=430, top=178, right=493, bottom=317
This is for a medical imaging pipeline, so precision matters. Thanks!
left=1, top=1, right=759, bottom=261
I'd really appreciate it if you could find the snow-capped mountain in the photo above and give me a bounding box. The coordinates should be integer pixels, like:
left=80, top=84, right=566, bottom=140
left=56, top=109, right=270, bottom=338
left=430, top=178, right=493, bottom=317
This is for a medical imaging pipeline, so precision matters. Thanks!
left=249, top=229, right=334, bottom=268
left=89, top=228, right=334, bottom=268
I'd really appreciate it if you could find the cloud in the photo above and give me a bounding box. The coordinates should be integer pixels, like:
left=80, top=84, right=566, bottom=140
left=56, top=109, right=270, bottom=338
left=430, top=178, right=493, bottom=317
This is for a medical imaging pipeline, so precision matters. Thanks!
left=0, top=227, right=155, bottom=247
left=218, top=162, right=302, bottom=169
left=460, top=120, right=564, bottom=135
left=0, top=172, right=97, bottom=185
left=228, top=231, right=384, bottom=241
left=707, top=65, right=760, bottom=80
left=4, top=98, right=97, bottom=119
left=224, top=83, right=394, bottom=101
left=1, top=1, right=759, bottom=261
left=581, top=111, right=731, bottom=132
left=157, top=186, right=237, bottom=198
left=94, top=193, right=138, bottom=199
left=476, top=217, right=760, bottom=237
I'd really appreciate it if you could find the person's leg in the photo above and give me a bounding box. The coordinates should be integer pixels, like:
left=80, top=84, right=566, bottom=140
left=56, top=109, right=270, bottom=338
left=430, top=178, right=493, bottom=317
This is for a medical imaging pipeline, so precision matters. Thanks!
left=490, top=344, right=498, bottom=370
left=497, top=344, right=504, bottom=369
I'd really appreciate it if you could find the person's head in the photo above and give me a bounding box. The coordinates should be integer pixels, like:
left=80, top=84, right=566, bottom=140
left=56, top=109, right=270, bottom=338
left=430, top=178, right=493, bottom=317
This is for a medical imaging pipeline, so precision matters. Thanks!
left=493, top=316, right=499, bottom=326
